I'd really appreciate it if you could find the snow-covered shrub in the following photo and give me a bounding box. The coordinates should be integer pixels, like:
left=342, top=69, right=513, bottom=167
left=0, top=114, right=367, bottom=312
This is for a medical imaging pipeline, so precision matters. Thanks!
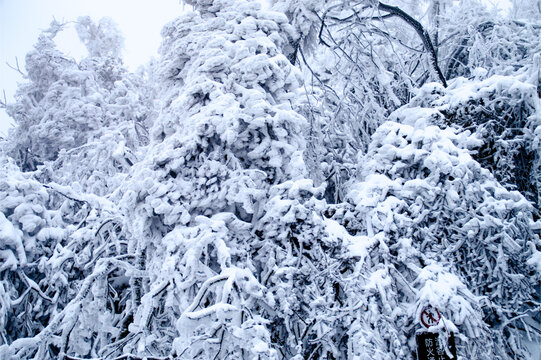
left=0, top=154, right=123, bottom=359
left=406, top=75, right=541, bottom=214
left=0, top=157, right=68, bottom=351
left=5, top=22, right=77, bottom=170
left=438, top=1, right=541, bottom=80
left=330, top=115, right=541, bottom=359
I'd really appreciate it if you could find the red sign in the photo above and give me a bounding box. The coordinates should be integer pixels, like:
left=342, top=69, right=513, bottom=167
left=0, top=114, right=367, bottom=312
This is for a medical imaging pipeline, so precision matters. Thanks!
left=421, top=305, right=441, bottom=328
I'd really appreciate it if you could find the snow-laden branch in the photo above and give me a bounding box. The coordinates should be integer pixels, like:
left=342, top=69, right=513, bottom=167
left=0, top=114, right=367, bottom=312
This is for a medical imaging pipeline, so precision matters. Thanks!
left=43, top=182, right=116, bottom=211
left=183, top=273, right=230, bottom=314
left=17, top=270, right=55, bottom=303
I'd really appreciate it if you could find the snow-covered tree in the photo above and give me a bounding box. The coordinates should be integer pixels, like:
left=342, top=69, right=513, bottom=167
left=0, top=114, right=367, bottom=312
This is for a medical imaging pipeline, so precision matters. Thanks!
left=114, top=0, right=311, bottom=356
left=5, top=18, right=153, bottom=196
left=0, top=17, right=152, bottom=359
left=4, top=21, right=78, bottom=171
left=329, top=107, right=540, bottom=359
left=405, top=75, right=541, bottom=215
left=0, top=153, right=119, bottom=358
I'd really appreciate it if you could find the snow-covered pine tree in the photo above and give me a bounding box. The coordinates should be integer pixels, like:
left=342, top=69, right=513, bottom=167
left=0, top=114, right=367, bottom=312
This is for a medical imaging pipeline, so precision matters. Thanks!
left=111, top=0, right=324, bottom=356
left=5, top=21, right=79, bottom=171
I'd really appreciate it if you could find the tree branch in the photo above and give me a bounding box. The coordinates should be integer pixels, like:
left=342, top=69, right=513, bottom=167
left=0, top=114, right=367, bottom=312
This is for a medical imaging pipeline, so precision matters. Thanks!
left=6, top=57, right=26, bottom=78
left=0, top=89, right=7, bottom=108
left=17, top=270, right=55, bottom=303
left=377, top=1, right=448, bottom=87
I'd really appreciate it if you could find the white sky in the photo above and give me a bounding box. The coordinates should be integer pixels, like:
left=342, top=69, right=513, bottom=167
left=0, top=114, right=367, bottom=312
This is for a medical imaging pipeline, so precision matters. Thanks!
left=0, top=0, right=183, bottom=137
left=0, top=0, right=513, bottom=138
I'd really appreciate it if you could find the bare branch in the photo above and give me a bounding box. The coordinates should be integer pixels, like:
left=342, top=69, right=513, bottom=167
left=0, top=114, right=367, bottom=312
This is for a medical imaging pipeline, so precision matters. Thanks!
left=0, top=89, right=7, bottom=108
left=6, top=57, right=26, bottom=78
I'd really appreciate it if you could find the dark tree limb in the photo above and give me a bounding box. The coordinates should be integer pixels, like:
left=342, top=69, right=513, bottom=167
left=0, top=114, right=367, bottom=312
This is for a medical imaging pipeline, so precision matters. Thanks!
left=377, top=1, right=448, bottom=87
left=42, top=183, right=89, bottom=206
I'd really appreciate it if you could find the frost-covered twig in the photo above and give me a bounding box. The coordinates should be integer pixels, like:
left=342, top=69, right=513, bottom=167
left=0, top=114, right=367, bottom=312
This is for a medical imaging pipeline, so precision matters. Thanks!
left=17, top=270, right=54, bottom=303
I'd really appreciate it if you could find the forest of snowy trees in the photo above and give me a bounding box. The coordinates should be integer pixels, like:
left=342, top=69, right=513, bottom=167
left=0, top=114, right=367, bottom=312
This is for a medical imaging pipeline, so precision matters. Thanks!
left=0, top=0, right=540, bottom=359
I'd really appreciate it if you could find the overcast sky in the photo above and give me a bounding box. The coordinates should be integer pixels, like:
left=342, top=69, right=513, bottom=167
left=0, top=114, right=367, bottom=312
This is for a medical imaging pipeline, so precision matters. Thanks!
left=0, top=0, right=513, bottom=138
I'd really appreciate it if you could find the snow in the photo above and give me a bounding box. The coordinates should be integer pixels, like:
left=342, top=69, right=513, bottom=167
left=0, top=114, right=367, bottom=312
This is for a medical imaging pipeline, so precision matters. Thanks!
left=325, top=217, right=376, bottom=261
left=527, top=250, right=541, bottom=273
left=0, top=1, right=539, bottom=359
left=0, top=207, right=26, bottom=269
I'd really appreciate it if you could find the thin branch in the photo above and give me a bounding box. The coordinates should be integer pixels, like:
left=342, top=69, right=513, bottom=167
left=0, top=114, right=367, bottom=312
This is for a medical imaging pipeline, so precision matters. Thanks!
left=6, top=57, right=26, bottom=77
left=42, top=184, right=89, bottom=206
left=329, top=12, right=394, bottom=22
left=17, top=270, right=55, bottom=303
left=315, top=12, right=331, bottom=48
left=213, top=329, right=225, bottom=360
left=0, top=89, right=7, bottom=108
left=366, top=23, right=425, bottom=53
left=95, top=218, right=122, bottom=237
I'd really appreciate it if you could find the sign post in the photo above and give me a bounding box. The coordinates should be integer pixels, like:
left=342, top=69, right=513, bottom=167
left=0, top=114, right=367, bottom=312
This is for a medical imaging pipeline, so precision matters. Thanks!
left=416, top=306, right=457, bottom=360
